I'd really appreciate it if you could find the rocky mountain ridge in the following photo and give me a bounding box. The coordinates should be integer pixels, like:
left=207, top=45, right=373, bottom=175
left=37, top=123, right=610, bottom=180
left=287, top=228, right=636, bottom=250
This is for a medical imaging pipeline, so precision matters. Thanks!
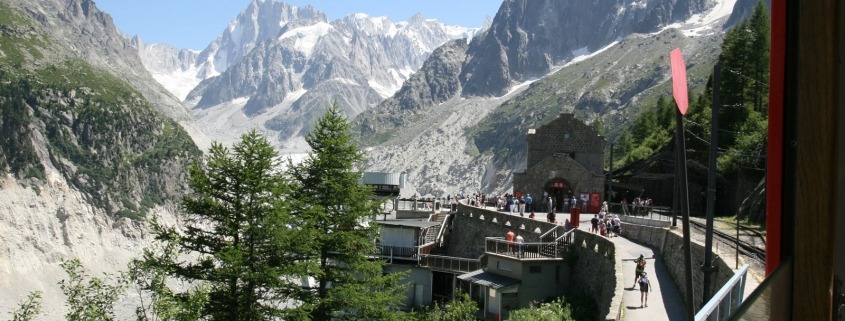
left=0, top=0, right=201, bottom=317
left=460, top=0, right=712, bottom=97
left=356, top=0, right=754, bottom=196
left=136, top=0, right=479, bottom=152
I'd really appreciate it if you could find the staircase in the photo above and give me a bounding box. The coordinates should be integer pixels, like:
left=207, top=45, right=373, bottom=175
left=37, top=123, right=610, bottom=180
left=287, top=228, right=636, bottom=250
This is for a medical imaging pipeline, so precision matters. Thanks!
left=424, top=224, right=440, bottom=244
left=428, top=213, right=453, bottom=255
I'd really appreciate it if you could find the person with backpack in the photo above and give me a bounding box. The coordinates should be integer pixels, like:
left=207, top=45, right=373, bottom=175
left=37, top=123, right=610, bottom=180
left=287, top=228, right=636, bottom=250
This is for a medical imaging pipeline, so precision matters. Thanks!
left=637, top=272, right=653, bottom=307
left=632, top=254, right=646, bottom=288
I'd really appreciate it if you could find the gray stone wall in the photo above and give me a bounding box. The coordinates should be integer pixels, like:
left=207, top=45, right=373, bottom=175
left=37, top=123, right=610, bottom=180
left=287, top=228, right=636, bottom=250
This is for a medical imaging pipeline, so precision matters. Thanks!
left=526, top=113, right=606, bottom=173
left=514, top=156, right=605, bottom=207
left=448, top=203, right=621, bottom=320
left=446, top=203, right=560, bottom=258
left=621, top=223, right=740, bottom=311
left=570, top=230, right=623, bottom=321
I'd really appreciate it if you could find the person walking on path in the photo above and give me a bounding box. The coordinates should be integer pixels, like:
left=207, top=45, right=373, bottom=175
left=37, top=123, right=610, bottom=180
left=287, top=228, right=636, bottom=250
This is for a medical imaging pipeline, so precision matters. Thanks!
left=636, top=272, right=653, bottom=307
left=632, top=254, right=646, bottom=288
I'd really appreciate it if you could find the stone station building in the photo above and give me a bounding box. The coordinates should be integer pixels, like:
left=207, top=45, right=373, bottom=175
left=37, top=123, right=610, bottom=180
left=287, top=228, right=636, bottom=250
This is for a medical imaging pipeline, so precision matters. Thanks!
left=513, top=113, right=606, bottom=212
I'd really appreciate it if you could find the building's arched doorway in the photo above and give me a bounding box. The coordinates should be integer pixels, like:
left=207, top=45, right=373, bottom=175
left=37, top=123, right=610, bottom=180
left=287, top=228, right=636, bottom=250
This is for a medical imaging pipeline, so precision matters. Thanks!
left=543, top=178, right=574, bottom=212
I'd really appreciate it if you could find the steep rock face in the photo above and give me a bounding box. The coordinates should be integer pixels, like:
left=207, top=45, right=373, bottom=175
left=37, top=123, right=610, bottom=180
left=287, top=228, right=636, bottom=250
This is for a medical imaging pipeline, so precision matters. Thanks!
left=724, top=0, right=771, bottom=28
left=353, top=39, right=469, bottom=141
left=181, top=3, right=475, bottom=149
left=133, top=37, right=201, bottom=100
left=132, top=36, right=198, bottom=75
left=356, top=0, right=737, bottom=195
left=195, top=0, right=322, bottom=76
left=9, top=0, right=179, bottom=119
left=0, top=1, right=201, bottom=316
left=460, top=0, right=713, bottom=97
left=395, top=39, right=469, bottom=111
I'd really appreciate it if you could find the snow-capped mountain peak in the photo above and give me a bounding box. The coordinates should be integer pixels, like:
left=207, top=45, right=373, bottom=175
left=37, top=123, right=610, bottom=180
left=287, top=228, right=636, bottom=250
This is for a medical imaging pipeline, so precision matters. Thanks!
left=136, top=0, right=480, bottom=153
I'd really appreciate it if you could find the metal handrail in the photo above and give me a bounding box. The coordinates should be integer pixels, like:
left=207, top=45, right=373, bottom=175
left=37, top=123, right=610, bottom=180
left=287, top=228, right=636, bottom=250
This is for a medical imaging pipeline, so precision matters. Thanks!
left=435, top=214, right=453, bottom=247
left=375, top=242, right=436, bottom=259
left=485, top=237, right=569, bottom=259
left=419, top=254, right=480, bottom=272
left=695, top=264, right=750, bottom=321
left=554, top=228, right=575, bottom=243
left=539, top=225, right=566, bottom=241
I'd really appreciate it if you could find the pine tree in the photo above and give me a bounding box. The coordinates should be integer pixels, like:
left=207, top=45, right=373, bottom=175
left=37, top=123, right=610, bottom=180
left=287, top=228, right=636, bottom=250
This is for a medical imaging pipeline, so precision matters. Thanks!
left=141, top=130, right=295, bottom=321
left=286, top=103, right=408, bottom=320
left=716, top=1, right=770, bottom=177
left=717, top=0, right=770, bottom=149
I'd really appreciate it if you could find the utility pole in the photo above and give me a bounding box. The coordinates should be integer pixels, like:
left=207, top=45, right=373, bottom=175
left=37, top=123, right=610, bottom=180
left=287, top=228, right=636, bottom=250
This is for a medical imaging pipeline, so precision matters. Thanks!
left=702, top=64, right=721, bottom=305
left=672, top=153, right=679, bottom=227
left=669, top=48, right=695, bottom=320
left=608, top=142, right=614, bottom=203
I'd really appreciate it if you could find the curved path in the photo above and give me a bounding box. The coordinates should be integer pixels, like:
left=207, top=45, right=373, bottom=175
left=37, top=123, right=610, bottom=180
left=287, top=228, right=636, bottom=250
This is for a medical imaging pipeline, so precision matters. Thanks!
left=493, top=208, right=687, bottom=320
left=610, top=233, right=687, bottom=321
left=566, top=212, right=686, bottom=320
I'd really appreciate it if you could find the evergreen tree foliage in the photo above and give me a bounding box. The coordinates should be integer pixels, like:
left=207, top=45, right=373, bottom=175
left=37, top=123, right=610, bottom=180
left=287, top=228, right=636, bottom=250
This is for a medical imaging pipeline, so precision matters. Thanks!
left=714, top=0, right=769, bottom=177
left=616, top=95, right=675, bottom=166
left=130, top=237, right=209, bottom=321
left=592, top=115, right=605, bottom=136
left=141, top=131, right=295, bottom=321
left=285, top=102, right=408, bottom=320
left=616, top=0, right=769, bottom=182
left=0, top=73, right=44, bottom=179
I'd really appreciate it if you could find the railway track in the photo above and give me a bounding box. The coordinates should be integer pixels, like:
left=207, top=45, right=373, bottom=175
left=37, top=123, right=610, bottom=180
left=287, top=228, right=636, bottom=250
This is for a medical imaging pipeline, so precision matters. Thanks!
left=689, top=220, right=766, bottom=264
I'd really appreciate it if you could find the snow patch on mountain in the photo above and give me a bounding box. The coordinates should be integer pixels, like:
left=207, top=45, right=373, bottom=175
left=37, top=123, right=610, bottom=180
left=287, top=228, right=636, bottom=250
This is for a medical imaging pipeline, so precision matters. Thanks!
left=563, top=41, right=620, bottom=68
left=150, top=67, right=203, bottom=101
left=278, top=22, right=334, bottom=57
left=658, top=0, right=738, bottom=36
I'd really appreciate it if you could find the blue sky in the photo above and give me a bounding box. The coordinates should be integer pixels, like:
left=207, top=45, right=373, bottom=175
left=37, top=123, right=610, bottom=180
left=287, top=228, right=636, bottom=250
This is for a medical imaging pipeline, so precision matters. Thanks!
left=95, top=0, right=502, bottom=50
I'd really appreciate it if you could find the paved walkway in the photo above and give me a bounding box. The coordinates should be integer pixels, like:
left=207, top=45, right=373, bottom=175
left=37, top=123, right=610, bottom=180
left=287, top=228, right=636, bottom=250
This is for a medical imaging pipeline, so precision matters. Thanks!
left=556, top=211, right=686, bottom=321
left=490, top=208, right=687, bottom=321
left=610, top=233, right=687, bottom=321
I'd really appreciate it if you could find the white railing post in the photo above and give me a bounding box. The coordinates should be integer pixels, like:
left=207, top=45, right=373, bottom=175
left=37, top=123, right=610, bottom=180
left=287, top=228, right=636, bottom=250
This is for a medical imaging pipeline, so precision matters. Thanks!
left=695, top=264, right=750, bottom=321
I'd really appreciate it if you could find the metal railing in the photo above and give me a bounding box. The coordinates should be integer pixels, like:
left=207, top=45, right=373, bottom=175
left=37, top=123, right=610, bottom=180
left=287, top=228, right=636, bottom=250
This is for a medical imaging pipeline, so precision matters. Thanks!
left=375, top=243, right=436, bottom=260
left=485, top=236, right=571, bottom=259
left=434, top=214, right=453, bottom=247
left=395, top=198, right=440, bottom=212
left=695, top=264, right=750, bottom=321
left=611, top=203, right=671, bottom=222
left=419, top=254, right=480, bottom=273
left=539, top=225, right=567, bottom=242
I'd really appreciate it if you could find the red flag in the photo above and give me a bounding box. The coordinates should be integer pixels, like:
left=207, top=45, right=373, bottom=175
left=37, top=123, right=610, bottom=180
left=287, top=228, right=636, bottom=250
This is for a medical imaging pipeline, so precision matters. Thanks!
left=670, top=48, right=689, bottom=115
